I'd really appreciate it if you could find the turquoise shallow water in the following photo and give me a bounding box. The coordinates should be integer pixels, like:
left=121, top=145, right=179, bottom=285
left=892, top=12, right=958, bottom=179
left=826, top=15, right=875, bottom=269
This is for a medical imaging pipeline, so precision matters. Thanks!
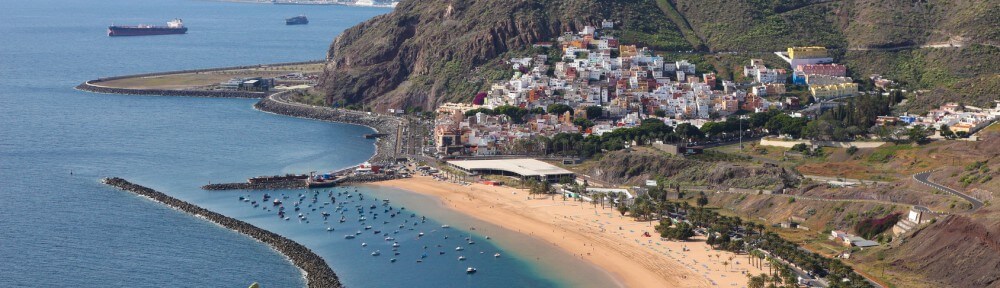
left=0, top=0, right=618, bottom=287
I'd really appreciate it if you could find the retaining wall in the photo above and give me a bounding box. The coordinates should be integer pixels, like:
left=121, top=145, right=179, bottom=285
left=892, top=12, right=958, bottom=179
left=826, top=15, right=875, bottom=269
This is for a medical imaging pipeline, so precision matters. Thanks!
left=759, top=138, right=886, bottom=148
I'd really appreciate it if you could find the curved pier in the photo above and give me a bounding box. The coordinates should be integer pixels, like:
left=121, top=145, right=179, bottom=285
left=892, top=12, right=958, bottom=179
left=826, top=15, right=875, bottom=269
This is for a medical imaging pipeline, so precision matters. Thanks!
left=101, top=177, right=343, bottom=288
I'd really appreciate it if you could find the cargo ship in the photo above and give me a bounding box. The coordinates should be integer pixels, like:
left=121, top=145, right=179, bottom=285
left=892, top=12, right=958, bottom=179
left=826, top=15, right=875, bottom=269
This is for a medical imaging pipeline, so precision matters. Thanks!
left=286, top=15, right=309, bottom=25
left=108, top=19, right=187, bottom=37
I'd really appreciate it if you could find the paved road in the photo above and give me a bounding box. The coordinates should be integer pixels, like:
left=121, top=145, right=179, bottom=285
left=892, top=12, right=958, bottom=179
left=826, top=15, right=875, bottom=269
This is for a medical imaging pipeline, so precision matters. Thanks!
left=913, top=171, right=984, bottom=211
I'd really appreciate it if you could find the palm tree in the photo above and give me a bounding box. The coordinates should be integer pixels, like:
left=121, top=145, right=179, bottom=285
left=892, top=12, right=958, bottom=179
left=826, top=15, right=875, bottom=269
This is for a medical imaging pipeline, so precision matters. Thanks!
left=747, top=274, right=766, bottom=288
left=722, top=260, right=729, bottom=272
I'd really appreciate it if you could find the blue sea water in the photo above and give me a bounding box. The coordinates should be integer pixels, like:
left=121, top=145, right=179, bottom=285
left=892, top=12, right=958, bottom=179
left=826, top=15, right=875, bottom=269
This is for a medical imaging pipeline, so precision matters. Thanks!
left=0, top=1, right=618, bottom=287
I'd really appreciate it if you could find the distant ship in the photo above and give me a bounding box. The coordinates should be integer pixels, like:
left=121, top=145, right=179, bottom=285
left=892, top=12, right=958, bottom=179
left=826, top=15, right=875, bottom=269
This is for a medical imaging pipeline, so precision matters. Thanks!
left=108, top=19, right=187, bottom=37
left=286, top=15, right=309, bottom=25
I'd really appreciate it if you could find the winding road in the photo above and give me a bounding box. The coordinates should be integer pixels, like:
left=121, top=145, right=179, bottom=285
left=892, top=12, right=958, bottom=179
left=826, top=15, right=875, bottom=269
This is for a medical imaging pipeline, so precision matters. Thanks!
left=913, top=171, right=984, bottom=211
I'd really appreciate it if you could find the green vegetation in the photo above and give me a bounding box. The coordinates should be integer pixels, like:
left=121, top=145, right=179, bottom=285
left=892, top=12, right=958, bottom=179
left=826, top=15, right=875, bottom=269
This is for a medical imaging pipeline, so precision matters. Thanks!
left=854, top=213, right=901, bottom=239
left=866, top=144, right=914, bottom=163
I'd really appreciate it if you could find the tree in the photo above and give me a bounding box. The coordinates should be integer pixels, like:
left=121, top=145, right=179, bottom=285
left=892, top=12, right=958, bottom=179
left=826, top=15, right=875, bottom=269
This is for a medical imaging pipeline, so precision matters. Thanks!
left=546, top=103, right=573, bottom=115
left=907, top=124, right=929, bottom=144
left=675, top=123, right=704, bottom=142
left=529, top=107, right=546, bottom=115
left=585, top=106, right=604, bottom=119
left=696, top=191, right=709, bottom=207
left=659, top=221, right=695, bottom=241
left=616, top=204, right=629, bottom=216
left=573, top=118, right=595, bottom=130
left=748, top=274, right=766, bottom=288
left=700, top=121, right=727, bottom=139
left=939, top=124, right=955, bottom=139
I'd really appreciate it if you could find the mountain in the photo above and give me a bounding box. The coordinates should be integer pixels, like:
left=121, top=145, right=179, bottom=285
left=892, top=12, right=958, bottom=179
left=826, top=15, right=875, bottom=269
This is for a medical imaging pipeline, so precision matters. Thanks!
left=316, top=0, right=999, bottom=111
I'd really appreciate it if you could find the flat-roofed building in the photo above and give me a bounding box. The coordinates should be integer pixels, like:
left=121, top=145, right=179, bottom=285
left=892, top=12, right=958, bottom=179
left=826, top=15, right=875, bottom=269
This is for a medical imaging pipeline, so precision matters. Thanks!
left=447, top=158, right=575, bottom=183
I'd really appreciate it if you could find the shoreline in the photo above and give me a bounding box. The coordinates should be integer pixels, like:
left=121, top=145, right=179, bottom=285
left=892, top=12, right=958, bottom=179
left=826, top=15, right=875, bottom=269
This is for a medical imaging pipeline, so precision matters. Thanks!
left=101, top=177, right=342, bottom=288
left=75, top=61, right=403, bottom=164
left=254, top=90, right=401, bottom=163
left=368, top=176, right=765, bottom=288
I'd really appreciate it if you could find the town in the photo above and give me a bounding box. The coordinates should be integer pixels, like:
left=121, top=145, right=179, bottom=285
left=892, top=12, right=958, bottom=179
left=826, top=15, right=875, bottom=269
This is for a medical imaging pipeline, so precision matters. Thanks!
left=432, top=22, right=999, bottom=157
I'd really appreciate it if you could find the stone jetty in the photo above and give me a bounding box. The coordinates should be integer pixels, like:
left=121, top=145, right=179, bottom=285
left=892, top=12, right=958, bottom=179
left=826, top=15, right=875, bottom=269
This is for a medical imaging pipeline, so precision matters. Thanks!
left=202, top=181, right=307, bottom=191
left=101, top=177, right=343, bottom=288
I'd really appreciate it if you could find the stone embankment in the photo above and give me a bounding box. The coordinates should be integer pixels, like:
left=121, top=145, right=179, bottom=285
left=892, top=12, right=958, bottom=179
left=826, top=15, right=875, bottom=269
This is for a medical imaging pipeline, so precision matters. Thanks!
left=255, top=91, right=401, bottom=163
left=101, top=177, right=343, bottom=288
left=202, top=181, right=306, bottom=191
left=74, top=59, right=323, bottom=99
left=341, top=174, right=402, bottom=184
left=75, top=81, right=267, bottom=98
left=202, top=174, right=401, bottom=191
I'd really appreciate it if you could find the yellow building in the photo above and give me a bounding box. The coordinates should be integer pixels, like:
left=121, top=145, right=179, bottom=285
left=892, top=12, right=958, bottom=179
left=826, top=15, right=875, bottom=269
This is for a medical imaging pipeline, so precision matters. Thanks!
left=810, top=83, right=858, bottom=99
left=788, top=47, right=828, bottom=59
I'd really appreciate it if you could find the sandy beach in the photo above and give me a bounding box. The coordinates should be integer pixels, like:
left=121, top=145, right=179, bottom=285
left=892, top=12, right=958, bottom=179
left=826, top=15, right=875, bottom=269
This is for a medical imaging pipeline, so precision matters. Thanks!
left=368, top=176, right=763, bottom=288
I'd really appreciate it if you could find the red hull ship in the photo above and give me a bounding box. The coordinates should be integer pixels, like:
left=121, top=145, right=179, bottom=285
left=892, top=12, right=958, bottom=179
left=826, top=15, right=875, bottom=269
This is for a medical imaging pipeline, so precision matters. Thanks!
left=108, top=19, right=187, bottom=37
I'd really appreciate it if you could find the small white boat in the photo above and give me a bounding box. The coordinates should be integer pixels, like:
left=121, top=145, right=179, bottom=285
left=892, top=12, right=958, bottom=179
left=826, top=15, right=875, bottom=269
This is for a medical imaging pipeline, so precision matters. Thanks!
left=455, top=247, right=464, bottom=251
left=385, top=237, right=395, bottom=241
left=466, top=267, right=477, bottom=274
left=390, top=258, right=397, bottom=263
left=362, top=243, right=368, bottom=247
left=418, top=232, right=424, bottom=237
left=494, top=253, right=501, bottom=258
left=326, top=227, right=333, bottom=231
left=392, top=242, right=400, bottom=247
left=458, top=256, right=466, bottom=261
left=371, top=250, right=380, bottom=256
left=344, top=235, right=355, bottom=239
left=441, top=225, right=450, bottom=228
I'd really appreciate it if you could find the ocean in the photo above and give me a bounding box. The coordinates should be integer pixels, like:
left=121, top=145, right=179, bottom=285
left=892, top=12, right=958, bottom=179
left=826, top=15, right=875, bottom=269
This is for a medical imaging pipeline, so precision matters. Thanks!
left=0, top=0, right=616, bottom=287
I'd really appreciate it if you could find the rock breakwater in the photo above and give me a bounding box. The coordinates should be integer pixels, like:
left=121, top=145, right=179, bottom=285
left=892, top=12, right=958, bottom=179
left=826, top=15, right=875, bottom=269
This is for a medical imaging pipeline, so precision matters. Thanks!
left=202, top=181, right=307, bottom=191
left=101, top=177, right=343, bottom=288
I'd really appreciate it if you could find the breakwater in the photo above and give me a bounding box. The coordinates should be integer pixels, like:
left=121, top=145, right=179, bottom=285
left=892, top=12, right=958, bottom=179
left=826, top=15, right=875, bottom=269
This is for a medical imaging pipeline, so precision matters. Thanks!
left=101, top=177, right=343, bottom=288
left=255, top=91, right=401, bottom=163
left=75, top=81, right=267, bottom=98
left=74, top=59, right=324, bottom=99
left=202, top=181, right=307, bottom=191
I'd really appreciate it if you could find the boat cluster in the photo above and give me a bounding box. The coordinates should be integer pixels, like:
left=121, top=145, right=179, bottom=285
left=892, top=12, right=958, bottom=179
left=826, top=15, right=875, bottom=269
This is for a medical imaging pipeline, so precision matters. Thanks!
left=236, top=187, right=502, bottom=274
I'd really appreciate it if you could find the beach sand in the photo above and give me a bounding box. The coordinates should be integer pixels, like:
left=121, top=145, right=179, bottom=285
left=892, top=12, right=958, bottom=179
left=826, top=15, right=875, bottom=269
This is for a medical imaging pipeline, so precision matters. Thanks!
left=368, top=176, right=763, bottom=288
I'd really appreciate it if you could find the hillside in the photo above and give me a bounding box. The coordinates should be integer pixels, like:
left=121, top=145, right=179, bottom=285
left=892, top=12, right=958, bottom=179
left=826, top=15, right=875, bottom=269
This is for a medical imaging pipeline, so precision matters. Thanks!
left=316, top=0, right=998, bottom=111
left=316, top=0, right=688, bottom=110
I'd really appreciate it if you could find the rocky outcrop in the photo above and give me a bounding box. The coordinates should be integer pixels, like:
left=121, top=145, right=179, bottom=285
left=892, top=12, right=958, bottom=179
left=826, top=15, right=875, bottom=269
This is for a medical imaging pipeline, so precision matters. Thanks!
left=101, top=177, right=343, bottom=288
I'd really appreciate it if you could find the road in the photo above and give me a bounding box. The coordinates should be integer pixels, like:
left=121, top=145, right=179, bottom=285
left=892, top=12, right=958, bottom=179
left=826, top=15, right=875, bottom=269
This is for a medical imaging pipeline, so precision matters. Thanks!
left=913, top=171, right=984, bottom=211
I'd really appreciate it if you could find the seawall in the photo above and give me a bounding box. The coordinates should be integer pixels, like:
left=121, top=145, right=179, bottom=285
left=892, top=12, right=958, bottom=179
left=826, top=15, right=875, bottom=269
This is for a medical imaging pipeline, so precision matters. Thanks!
left=101, top=177, right=343, bottom=288
left=254, top=91, right=401, bottom=163
left=75, top=81, right=267, bottom=98
left=74, top=59, right=324, bottom=99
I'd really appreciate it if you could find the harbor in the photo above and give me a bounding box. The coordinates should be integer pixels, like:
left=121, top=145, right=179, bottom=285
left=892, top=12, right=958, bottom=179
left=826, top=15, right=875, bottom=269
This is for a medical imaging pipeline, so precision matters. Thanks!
left=101, top=177, right=343, bottom=288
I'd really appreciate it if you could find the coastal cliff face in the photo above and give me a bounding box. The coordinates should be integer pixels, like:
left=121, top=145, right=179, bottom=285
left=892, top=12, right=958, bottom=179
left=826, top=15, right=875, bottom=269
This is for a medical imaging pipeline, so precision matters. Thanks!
left=318, top=0, right=998, bottom=112
left=317, top=0, right=685, bottom=110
